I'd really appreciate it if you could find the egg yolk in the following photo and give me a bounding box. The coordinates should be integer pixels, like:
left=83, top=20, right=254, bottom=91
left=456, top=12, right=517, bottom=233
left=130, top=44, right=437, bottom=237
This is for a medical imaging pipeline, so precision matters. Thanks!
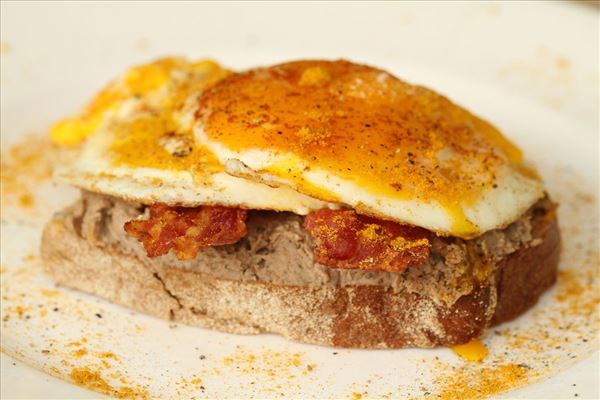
left=50, top=57, right=228, bottom=149
left=198, top=60, right=530, bottom=236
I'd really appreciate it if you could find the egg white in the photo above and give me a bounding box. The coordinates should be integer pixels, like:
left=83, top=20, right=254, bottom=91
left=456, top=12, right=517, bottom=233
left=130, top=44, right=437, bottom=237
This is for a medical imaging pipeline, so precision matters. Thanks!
left=194, top=124, right=545, bottom=237
left=55, top=125, right=334, bottom=214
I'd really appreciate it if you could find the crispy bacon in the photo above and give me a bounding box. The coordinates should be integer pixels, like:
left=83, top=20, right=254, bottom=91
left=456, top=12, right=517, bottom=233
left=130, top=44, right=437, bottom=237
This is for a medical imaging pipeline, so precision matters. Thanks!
left=303, top=209, right=430, bottom=272
left=124, top=204, right=247, bottom=260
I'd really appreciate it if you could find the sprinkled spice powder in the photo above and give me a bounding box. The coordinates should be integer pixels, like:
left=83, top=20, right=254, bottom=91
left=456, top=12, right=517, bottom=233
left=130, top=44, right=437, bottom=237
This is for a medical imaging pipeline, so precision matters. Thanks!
left=433, top=362, right=532, bottom=399
left=0, top=135, right=597, bottom=398
left=70, top=368, right=113, bottom=393
left=69, top=367, right=149, bottom=400
left=0, top=135, right=67, bottom=215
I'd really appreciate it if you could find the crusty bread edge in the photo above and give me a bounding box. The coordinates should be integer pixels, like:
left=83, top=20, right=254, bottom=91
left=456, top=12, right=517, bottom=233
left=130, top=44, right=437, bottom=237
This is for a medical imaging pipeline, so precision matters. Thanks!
left=40, top=212, right=559, bottom=349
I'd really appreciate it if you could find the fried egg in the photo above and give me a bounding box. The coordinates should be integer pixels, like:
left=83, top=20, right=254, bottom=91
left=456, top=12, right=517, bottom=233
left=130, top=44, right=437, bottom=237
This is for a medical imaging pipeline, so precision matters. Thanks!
left=194, top=60, right=544, bottom=238
left=52, top=58, right=544, bottom=238
left=52, top=58, right=334, bottom=214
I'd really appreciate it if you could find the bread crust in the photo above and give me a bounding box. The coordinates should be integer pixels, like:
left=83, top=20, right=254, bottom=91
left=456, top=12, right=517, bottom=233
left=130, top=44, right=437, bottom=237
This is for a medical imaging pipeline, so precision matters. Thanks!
left=41, top=209, right=559, bottom=349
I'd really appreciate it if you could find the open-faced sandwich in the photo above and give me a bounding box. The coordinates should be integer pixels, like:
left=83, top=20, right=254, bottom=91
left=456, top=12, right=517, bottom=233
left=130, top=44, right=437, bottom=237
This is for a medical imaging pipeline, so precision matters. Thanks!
left=42, top=58, right=560, bottom=349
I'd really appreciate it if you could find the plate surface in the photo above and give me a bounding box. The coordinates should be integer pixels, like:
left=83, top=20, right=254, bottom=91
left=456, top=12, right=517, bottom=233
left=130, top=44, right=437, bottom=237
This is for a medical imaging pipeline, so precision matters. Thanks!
left=1, top=2, right=598, bottom=399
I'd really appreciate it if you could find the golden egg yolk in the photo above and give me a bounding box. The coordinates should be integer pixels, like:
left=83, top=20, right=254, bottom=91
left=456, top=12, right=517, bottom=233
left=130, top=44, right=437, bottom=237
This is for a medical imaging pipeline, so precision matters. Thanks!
left=50, top=57, right=230, bottom=182
left=107, top=59, right=229, bottom=173
left=452, top=339, right=489, bottom=362
left=50, top=57, right=228, bottom=151
left=198, top=60, right=528, bottom=235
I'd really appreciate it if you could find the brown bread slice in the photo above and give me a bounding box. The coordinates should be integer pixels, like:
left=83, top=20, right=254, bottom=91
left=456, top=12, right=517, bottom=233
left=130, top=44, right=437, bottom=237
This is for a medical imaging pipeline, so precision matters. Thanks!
left=40, top=196, right=559, bottom=349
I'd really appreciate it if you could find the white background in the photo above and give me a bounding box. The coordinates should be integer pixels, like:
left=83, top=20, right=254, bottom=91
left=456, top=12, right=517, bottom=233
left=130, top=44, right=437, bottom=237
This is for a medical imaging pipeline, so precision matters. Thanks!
left=1, top=1, right=598, bottom=399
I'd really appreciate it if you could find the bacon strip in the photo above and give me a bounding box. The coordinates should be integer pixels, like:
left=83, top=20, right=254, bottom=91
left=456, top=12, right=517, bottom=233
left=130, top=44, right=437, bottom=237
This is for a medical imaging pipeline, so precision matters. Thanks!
left=303, top=209, right=430, bottom=272
left=124, top=204, right=247, bottom=260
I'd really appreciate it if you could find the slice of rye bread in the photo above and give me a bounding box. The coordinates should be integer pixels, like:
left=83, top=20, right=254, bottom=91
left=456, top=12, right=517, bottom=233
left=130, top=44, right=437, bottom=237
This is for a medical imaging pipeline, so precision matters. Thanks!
left=41, top=196, right=560, bottom=349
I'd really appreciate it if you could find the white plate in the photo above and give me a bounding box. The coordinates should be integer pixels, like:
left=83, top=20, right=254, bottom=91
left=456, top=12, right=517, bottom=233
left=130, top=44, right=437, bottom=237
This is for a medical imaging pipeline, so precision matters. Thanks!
left=1, top=2, right=598, bottom=399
